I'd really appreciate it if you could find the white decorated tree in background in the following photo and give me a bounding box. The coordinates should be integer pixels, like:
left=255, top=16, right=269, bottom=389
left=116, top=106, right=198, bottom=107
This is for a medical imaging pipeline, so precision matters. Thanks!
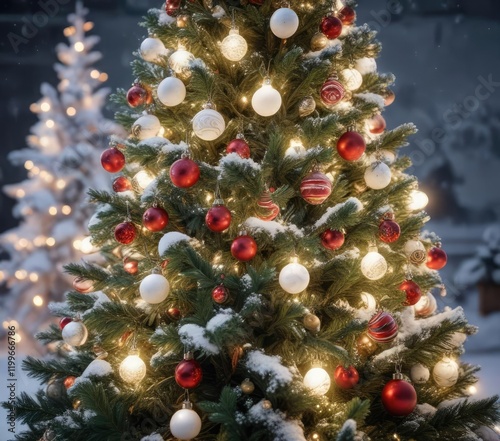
left=0, top=2, right=123, bottom=350
left=9, top=0, right=500, bottom=440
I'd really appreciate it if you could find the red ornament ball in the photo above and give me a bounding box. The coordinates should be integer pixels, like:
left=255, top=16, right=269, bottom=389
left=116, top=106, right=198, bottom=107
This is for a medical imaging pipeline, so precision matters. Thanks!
left=384, top=89, right=396, bottom=106
left=143, top=207, right=169, bottom=232
left=101, top=148, right=125, bottom=173
left=426, top=247, right=447, bottom=270
left=206, top=204, right=232, bottom=232
left=226, top=138, right=250, bottom=159
left=112, top=176, right=132, bottom=193
left=123, top=258, right=138, bottom=275
left=170, top=158, right=200, bottom=188
left=257, top=191, right=280, bottom=221
left=114, top=222, right=137, bottom=244
left=339, top=6, right=356, bottom=25
left=300, top=171, right=332, bottom=205
left=212, top=285, right=229, bottom=304
left=381, top=378, right=417, bottom=417
left=231, top=235, right=258, bottom=262
left=320, top=79, right=345, bottom=106
left=165, top=0, right=181, bottom=16
left=167, top=307, right=181, bottom=320
left=399, top=280, right=422, bottom=306
left=367, top=114, right=387, bottom=134
left=320, top=15, right=343, bottom=39
left=379, top=219, right=401, bottom=243
left=368, top=311, right=398, bottom=343
left=334, top=365, right=360, bottom=389
left=337, top=131, right=366, bottom=161
left=320, top=229, right=345, bottom=250
left=175, top=358, right=203, bottom=389
left=59, top=317, right=72, bottom=330
left=63, top=376, right=76, bottom=389
left=126, top=84, right=151, bottom=107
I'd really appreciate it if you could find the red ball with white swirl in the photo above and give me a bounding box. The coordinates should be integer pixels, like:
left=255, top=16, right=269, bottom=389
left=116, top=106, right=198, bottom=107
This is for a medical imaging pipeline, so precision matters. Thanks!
left=368, top=311, right=398, bottom=343
left=300, top=171, right=332, bottom=205
left=320, top=79, right=345, bottom=106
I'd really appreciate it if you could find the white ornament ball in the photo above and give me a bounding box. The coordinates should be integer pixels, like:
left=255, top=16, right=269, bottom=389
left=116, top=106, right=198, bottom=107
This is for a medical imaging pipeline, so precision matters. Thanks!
left=157, top=77, right=186, bottom=107
left=303, top=367, right=331, bottom=396
left=433, top=357, right=459, bottom=388
left=170, top=408, right=202, bottom=440
left=270, top=7, right=300, bottom=39
left=62, top=321, right=88, bottom=347
left=220, top=29, right=248, bottom=62
left=119, top=353, right=146, bottom=384
left=341, top=68, right=363, bottom=91
left=364, top=161, right=392, bottom=190
left=367, top=150, right=396, bottom=165
left=360, top=292, right=377, bottom=311
left=279, top=262, right=310, bottom=294
left=132, top=115, right=162, bottom=140
left=410, top=363, right=430, bottom=384
left=252, top=84, right=282, bottom=117
left=168, top=49, right=195, bottom=76
left=192, top=108, right=226, bottom=141
left=414, top=293, right=437, bottom=317
left=355, top=57, right=377, bottom=75
left=139, top=273, right=170, bottom=304
left=404, top=239, right=427, bottom=265
left=361, top=251, right=387, bottom=280
left=140, top=37, right=168, bottom=63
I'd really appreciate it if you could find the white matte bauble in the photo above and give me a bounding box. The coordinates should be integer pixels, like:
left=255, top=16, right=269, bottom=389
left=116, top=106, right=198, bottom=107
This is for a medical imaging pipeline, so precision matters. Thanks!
left=433, top=357, right=459, bottom=387
left=355, top=57, right=377, bottom=75
left=220, top=29, right=248, bottom=62
left=360, top=292, right=377, bottom=311
left=132, top=115, right=162, bottom=140
left=279, top=262, right=310, bottom=294
left=361, top=250, right=387, bottom=280
left=168, top=49, right=195, bottom=76
left=270, top=7, right=300, bottom=39
left=157, top=77, right=186, bottom=107
left=408, top=190, right=429, bottom=211
left=404, top=239, right=427, bottom=265
left=140, top=37, right=168, bottom=63
left=139, top=273, right=170, bottom=304
left=414, top=292, right=437, bottom=317
left=62, top=321, right=88, bottom=347
left=303, top=367, right=331, bottom=396
left=410, top=363, right=430, bottom=384
left=252, top=84, right=282, bottom=117
left=119, top=353, right=146, bottom=384
left=341, top=68, right=363, bottom=91
left=170, top=407, right=202, bottom=440
left=364, top=161, right=392, bottom=190
left=192, top=108, right=226, bottom=141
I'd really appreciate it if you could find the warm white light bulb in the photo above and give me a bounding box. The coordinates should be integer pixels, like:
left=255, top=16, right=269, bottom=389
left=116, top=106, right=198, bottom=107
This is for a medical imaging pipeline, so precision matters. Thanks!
left=361, top=249, right=387, bottom=280
left=134, top=171, right=155, bottom=189
left=80, top=236, right=98, bottom=254
left=303, top=367, right=331, bottom=395
left=252, top=83, right=282, bottom=117
left=33, top=295, right=43, bottom=307
left=408, top=190, right=429, bottom=211
left=220, top=28, right=248, bottom=62
left=169, top=48, right=194, bottom=76
left=360, top=292, right=377, bottom=311
left=119, top=352, right=146, bottom=384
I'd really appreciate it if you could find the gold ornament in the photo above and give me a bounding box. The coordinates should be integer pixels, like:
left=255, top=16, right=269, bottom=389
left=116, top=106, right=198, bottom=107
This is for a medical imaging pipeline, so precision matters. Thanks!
left=261, top=399, right=272, bottom=409
left=241, top=378, right=255, bottom=394
left=404, top=239, right=426, bottom=265
left=303, top=313, right=321, bottom=333
left=311, top=32, right=328, bottom=51
left=298, top=96, right=316, bottom=117
left=177, top=15, right=189, bottom=28
left=356, top=333, right=377, bottom=357
left=72, top=399, right=81, bottom=409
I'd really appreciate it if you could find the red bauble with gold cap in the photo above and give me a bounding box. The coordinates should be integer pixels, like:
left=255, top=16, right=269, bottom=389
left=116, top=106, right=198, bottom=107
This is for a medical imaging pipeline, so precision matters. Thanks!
left=170, top=158, right=200, bottom=188
left=212, top=285, right=229, bottom=304
left=175, top=354, right=203, bottom=389
left=165, top=0, right=181, bottom=16
left=300, top=171, right=332, bottom=205
left=101, top=148, right=125, bottom=173
left=382, top=375, right=417, bottom=417
left=143, top=207, right=169, bottom=232
left=334, top=365, right=359, bottom=389
left=126, top=84, right=152, bottom=107
left=339, top=6, right=356, bottom=25
left=226, top=138, right=250, bottom=159
left=320, top=15, right=343, bottom=39
left=321, top=229, right=345, bottom=250
left=206, top=203, right=232, bottom=232
left=379, top=214, right=401, bottom=243
left=426, top=246, right=447, bottom=270
left=231, top=235, right=257, bottom=262
left=337, top=131, right=366, bottom=161
left=113, top=176, right=132, bottom=192
left=399, top=280, right=422, bottom=306
left=114, top=222, right=137, bottom=244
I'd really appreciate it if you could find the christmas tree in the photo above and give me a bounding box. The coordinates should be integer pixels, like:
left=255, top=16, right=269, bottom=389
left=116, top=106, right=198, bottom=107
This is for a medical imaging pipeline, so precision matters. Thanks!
left=11, top=1, right=500, bottom=440
left=0, top=3, right=122, bottom=350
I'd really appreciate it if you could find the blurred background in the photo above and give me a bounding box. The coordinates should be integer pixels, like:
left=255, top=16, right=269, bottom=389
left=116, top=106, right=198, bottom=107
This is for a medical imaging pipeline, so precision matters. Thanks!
left=0, top=0, right=499, bottom=400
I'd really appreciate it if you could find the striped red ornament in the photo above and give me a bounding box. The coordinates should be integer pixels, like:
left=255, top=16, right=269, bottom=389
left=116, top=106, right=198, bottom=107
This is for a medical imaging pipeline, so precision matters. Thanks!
left=320, top=79, right=345, bottom=106
left=257, top=191, right=280, bottom=221
left=300, top=171, right=332, bottom=205
left=368, top=311, right=398, bottom=343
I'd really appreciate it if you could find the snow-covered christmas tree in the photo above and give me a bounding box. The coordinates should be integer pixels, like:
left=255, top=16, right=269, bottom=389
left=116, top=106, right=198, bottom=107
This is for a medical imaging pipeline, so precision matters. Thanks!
left=0, top=2, right=123, bottom=350
left=10, top=0, right=500, bottom=440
